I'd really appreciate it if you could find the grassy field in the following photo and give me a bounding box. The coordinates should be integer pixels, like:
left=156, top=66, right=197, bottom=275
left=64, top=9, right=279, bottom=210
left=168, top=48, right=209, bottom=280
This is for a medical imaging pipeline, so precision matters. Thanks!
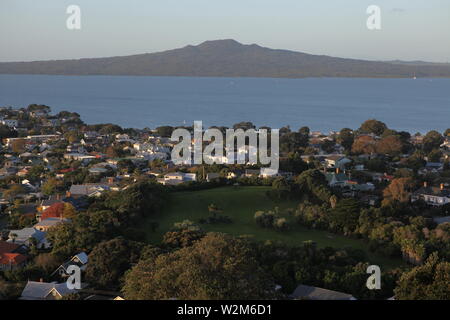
left=143, top=186, right=404, bottom=269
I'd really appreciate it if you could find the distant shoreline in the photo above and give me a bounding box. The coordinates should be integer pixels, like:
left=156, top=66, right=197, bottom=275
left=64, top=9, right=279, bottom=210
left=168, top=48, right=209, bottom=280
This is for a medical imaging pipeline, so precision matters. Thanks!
left=1, top=40, right=450, bottom=78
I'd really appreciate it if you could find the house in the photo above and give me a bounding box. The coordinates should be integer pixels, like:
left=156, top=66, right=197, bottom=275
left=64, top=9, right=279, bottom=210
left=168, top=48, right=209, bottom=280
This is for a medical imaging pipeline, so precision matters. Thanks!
left=39, top=195, right=63, bottom=211
left=260, top=168, right=280, bottom=178
left=0, top=166, right=18, bottom=178
left=0, top=253, right=28, bottom=271
left=88, top=167, right=109, bottom=175
left=206, top=172, right=220, bottom=182
left=411, top=183, right=450, bottom=206
left=84, top=131, right=99, bottom=139
left=63, top=153, right=97, bottom=162
left=325, top=170, right=349, bottom=187
left=419, top=162, right=444, bottom=175
left=20, top=281, right=83, bottom=300
left=158, top=172, right=197, bottom=186
left=0, top=241, right=28, bottom=271
left=325, top=156, right=352, bottom=169
left=371, top=172, right=394, bottom=183
left=68, top=183, right=117, bottom=198
left=290, top=284, right=356, bottom=300
left=7, top=228, right=51, bottom=249
left=51, top=252, right=88, bottom=278
left=34, top=217, right=70, bottom=232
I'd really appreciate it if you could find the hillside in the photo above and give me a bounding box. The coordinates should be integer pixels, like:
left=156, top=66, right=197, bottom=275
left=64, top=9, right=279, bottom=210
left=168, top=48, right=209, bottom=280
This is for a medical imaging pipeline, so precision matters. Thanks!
left=1, top=39, right=450, bottom=78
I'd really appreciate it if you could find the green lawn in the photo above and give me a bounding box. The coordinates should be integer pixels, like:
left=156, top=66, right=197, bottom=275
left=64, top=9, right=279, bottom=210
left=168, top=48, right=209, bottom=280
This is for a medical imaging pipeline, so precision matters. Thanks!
left=143, top=186, right=404, bottom=269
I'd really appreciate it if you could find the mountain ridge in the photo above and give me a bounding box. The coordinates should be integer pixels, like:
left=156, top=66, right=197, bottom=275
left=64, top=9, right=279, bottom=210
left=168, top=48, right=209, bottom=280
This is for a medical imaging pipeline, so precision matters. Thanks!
left=1, top=39, right=450, bottom=78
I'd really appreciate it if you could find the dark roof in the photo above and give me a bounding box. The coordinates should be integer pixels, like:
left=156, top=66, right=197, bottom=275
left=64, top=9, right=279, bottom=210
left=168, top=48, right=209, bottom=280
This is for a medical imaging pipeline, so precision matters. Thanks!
left=63, top=196, right=89, bottom=210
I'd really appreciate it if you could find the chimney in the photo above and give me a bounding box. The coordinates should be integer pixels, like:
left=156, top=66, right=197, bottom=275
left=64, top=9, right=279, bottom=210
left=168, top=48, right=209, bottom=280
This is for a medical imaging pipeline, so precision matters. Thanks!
left=441, top=183, right=444, bottom=191
left=423, top=181, right=428, bottom=188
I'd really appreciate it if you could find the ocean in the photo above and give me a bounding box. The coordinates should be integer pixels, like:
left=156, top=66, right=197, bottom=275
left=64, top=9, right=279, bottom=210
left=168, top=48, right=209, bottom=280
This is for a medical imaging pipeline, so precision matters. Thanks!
left=0, top=75, right=449, bottom=133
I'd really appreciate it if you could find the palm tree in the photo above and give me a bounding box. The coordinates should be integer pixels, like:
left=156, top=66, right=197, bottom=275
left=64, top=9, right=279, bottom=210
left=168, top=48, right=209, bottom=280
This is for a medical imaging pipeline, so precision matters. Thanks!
left=10, top=233, right=18, bottom=243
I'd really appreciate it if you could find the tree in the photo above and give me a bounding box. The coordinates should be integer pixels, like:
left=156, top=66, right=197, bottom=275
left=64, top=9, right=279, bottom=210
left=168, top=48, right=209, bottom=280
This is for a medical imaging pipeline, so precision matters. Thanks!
left=423, top=130, right=444, bottom=153
left=3, top=184, right=25, bottom=200
left=26, top=165, right=46, bottom=182
left=337, top=128, right=354, bottom=152
left=0, top=278, right=23, bottom=300
left=122, top=233, right=277, bottom=300
left=47, top=210, right=121, bottom=257
left=270, top=177, right=291, bottom=200
left=298, top=126, right=310, bottom=136
left=359, top=119, right=387, bottom=136
left=279, top=152, right=308, bottom=174
left=351, top=135, right=377, bottom=154
left=98, top=124, right=123, bottom=135
left=85, top=238, right=144, bottom=290
left=280, top=132, right=309, bottom=153
left=103, top=180, right=168, bottom=221
left=163, top=229, right=206, bottom=248
left=320, top=139, right=336, bottom=154
left=444, top=128, right=450, bottom=137
left=427, top=149, right=442, bottom=162
left=295, top=169, right=332, bottom=203
left=254, top=211, right=276, bottom=228
left=394, top=252, right=450, bottom=300
left=376, top=135, right=403, bottom=155
left=117, top=159, right=135, bottom=174
left=34, top=253, right=61, bottom=274
left=155, top=126, right=174, bottom=137
left=11, top=139, right=26, bottom=153
left=329, top=199, right=360, bottom=234
left=0, top=124, right=17, bottom=140
left=382, top=178, right=414, bottom=206
left=42, top=178, right=60, bottom=196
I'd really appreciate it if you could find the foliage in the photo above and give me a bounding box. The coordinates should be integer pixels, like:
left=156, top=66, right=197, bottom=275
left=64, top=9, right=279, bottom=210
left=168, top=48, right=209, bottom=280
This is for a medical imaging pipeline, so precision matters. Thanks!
left=122, top=233, right=278, bottom=300
left=394, top=253, right=450, bottom=300
left=85, top=238, right=144, bottom=290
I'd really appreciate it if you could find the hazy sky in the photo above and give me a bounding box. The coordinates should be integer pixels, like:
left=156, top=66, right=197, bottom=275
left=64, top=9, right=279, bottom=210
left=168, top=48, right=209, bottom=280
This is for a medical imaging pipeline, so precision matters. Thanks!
left=1, top=0, right=449, bottom=62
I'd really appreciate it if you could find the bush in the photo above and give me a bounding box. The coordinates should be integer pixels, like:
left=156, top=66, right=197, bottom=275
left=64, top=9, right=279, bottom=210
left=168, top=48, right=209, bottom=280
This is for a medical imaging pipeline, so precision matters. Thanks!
left=255, top=211, right=276, bottom=228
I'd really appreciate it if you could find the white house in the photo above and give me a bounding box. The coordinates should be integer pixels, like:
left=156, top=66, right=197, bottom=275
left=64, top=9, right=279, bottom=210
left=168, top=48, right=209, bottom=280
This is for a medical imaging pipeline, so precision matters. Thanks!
left=20, top=281, right=84, bottom=300
left=260, top=168, right=280, bottom=178
left=51, top=252, right=89, bottom=278
left=411, top=184, right=450, bottom=206
left=325, top=156, right=352, bottom=169
left=158, top=172, right=197, bottom=186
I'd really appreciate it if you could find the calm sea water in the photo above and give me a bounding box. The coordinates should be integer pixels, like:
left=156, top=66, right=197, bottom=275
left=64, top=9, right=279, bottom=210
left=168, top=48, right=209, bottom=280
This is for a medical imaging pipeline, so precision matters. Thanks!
left=0, top=75, right=449, bottom=133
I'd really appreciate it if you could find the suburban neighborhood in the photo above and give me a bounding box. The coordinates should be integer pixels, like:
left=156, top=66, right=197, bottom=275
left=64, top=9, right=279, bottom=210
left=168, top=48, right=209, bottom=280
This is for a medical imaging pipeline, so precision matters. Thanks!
left=0, top=104, right=449, bottom=300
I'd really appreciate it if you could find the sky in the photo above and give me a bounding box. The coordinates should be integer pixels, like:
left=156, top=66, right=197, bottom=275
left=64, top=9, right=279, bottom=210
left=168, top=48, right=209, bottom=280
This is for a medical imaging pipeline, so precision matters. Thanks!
left=0, top=0, right=449, bottom=62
